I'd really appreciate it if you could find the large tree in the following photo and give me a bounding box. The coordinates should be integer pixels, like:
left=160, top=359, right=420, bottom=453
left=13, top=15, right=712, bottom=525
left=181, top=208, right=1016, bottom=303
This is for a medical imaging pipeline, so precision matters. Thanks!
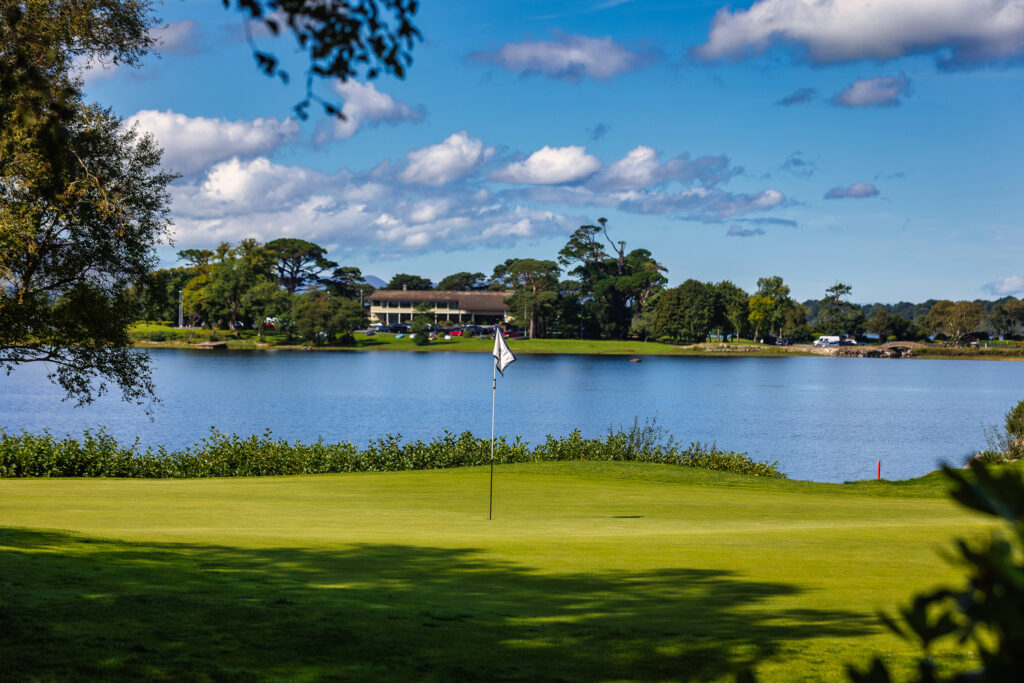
left=990, top=299, right=1023, bottom=340
left=293, top=290, right=366, bottom=345
left=265, top=238, right=336, bottom=293
left=558, top=218, right=667, bottom=339
left=815, top=282, right=864, bottom=336
left=491, top=259, right=560, bottom=339
left=202, top=240, right=276, bottom=331
left=324, top=265, right=369, bottom=300
left=1, top=99, right=174, bottom=405
left=1, top=0, right=423, bottom=404
left=748, top=275, right=793, bottom=340
left=714, top=280, right=749, bottom=341
left=865, top=309, right=917, bottom=342
left=926, top=300, right=986, bottom=343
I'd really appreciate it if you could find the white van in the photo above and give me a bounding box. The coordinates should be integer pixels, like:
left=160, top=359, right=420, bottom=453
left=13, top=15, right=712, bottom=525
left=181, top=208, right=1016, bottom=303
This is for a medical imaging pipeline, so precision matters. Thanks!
left=813, top=335, right=841, bottom=347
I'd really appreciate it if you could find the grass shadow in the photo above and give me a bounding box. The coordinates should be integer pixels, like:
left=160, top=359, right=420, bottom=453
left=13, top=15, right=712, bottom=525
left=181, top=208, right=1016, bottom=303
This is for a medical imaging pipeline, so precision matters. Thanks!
left=0, top=528, right=875, bottom=680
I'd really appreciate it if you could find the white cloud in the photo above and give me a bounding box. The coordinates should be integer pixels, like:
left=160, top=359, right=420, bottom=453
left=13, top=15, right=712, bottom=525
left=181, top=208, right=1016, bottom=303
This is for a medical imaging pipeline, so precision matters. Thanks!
left=593, top=146, right=662, bottom=190
left=165, top=134, right=787, bottom=255
left=983, top=275, right=1024, bottom=296
left=824, top=182, right=880, bottom=199
left=693, top=0, right=1024, bottom=68
left=169, top=157, right=575, bottom=255
left=590, top=146, right=738, bottom=191
left=399, top=131, right=493, bottom=186
left=516, top=185, right=785, bottom=221
left=126, top=110, right=299, bottom=176
left=150, top=20, right=202, bottom=55
left=492, top=145, right=602, bottom=184
left=319, top=80, right=424, bottom=141
left=472, top=33, right=656, bottom=81
left=831, top=73, right=910, bottom=108
left=196, top=158, right=327, bottom=209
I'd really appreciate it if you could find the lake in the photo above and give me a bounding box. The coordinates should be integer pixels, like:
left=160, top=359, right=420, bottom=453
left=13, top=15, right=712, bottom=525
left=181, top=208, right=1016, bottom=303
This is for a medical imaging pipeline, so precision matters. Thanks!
left=2, top=348, right=1022, bottom=482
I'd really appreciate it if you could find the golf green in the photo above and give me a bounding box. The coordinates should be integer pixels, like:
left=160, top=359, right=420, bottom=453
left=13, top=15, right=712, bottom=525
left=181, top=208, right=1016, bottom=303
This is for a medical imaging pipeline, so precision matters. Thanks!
left=0, top=462, right=990, bottom=681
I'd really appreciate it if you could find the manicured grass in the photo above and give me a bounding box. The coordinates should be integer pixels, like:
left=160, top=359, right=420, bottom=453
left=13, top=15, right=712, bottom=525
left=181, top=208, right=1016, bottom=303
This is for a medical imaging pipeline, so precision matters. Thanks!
left=0, top=462, right=992, bottom=681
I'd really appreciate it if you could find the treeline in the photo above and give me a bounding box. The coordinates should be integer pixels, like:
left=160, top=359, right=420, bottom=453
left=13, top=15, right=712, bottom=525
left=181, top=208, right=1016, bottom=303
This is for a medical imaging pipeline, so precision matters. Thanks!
left=134, top=238, right=371, bottom=345
left=137, top=223, right=1024, bottom=345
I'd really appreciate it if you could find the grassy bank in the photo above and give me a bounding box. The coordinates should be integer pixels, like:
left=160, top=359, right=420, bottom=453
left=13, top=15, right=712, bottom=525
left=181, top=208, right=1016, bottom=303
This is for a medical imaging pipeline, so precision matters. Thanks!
left=909, top=345, right=1024, bottom=360
left=0, top=461, right=995, bottom=681
left=128, top=323, right=808, bottom=357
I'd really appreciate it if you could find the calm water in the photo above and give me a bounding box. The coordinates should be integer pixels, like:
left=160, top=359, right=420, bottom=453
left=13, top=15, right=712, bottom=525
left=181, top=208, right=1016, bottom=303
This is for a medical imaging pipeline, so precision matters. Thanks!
left=2, top=349, right=1022, bottom=482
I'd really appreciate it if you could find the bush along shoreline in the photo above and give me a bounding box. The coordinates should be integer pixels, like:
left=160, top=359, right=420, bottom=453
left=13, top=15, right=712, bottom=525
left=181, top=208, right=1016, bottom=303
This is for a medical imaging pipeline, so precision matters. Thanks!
left=0, top=419, right=785, bottom=479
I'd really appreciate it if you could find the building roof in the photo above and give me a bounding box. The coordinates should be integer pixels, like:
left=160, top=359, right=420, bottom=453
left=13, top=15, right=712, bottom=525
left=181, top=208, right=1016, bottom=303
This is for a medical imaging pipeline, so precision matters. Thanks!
left=369, top=289, right=513, bottom=310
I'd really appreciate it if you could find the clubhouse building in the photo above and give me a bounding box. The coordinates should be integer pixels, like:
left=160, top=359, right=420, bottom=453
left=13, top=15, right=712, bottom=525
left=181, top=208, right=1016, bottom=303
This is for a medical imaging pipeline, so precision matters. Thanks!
left=368, top=289, right=514, bottom=325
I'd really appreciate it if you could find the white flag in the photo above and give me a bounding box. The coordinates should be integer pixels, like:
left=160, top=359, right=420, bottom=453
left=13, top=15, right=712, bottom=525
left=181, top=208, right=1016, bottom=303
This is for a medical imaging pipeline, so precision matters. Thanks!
left=492, top=328, right=517, bottom=376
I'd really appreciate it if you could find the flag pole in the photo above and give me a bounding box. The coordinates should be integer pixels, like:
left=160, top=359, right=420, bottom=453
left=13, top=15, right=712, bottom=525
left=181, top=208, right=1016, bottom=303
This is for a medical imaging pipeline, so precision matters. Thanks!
left=489, top=358, right=496, bottom=520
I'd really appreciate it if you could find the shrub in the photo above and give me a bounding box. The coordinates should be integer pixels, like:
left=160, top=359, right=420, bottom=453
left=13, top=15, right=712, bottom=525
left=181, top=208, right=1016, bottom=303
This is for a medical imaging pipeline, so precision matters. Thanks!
left=982, top=398, right=1024, bottom=461
left=0, top=419, right=784, bottom=479
left=1006, top=398, right=1024, bottom=458
left=410, top=318, right=430, bottom=345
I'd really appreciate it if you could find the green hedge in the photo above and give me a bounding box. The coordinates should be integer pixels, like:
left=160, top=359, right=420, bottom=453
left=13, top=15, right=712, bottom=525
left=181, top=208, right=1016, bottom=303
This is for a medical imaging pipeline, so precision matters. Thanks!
left=0, top=420, right=785, bottom=479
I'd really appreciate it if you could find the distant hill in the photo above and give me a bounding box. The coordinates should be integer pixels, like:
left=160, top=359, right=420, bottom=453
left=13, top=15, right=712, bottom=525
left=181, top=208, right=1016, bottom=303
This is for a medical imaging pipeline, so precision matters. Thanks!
left=363, top=275, right=387, bottom=289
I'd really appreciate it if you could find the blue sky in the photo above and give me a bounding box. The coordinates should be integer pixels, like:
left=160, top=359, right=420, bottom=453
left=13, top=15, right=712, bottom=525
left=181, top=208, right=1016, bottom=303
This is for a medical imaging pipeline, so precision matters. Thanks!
left=81, top=0, right=1024, bottom=303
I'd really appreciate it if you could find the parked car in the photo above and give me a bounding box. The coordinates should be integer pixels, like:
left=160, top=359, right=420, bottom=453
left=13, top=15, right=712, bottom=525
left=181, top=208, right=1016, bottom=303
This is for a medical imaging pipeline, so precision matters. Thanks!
left=775, top=338, right=792, bottom=346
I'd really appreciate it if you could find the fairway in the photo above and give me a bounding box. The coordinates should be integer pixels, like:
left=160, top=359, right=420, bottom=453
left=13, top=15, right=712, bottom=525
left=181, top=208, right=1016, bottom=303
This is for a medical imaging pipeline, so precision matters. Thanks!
left=0, top=462, right=989, bottom=681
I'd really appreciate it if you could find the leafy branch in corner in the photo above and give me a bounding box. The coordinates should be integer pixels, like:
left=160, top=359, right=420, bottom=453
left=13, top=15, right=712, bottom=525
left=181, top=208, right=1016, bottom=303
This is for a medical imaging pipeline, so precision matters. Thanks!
left=224, top=0, right=422, bottom=120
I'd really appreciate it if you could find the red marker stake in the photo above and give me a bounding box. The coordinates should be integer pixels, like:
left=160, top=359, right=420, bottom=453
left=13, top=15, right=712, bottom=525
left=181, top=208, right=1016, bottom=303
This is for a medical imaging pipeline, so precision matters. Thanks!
left=877, top=460, right=881, bottom=481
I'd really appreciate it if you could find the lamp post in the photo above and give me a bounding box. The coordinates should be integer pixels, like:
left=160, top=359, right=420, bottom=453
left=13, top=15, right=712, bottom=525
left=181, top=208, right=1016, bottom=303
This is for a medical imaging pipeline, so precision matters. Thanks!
left=178, top=290, right=183, bottom=328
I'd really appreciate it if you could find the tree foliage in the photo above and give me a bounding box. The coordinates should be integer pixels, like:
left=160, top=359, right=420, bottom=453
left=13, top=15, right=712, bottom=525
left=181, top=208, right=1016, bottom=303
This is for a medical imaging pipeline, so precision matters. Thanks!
left=558, top=218, right=667, bottom=339
left=816, top=283, right=864, bottom=336
left=865, top=309, right=920, bottom=342
left=1, top=97, right=174, bottom=405
left=385, top=272, right=432, bottom=290
left=492, top=259, right=560, bottom=339
left=747, top=276, right=792, bottom=340
left=292, top=290, right=365, bottom=345
left=1, top=1, right=157, bottom=184
left=410, top=301, right=431, bottom=345
left=265, top=238, right=336, bottom=293
left=989, top=298, right=1023, bottom=340
left=225, top=0, right=422, bottom=120
left=203, top=240, right=276, bottom=331
left=925, top=300, right=986, bottom=343
left=848, top=461, right=1024, bottom=683
left=714, top=280, right=750, bottom=341
left=324, top=265, right=369, bottom=300
left=436, top=271, right=487, bottom=291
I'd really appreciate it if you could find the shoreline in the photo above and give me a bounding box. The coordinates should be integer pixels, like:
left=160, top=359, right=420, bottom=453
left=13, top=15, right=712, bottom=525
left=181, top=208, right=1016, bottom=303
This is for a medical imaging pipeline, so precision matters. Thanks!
left=130, top=335, right=1024, bottom=361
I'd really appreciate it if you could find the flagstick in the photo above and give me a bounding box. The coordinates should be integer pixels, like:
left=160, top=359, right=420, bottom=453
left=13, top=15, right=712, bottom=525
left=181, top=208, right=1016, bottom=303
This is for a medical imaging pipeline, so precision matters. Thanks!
left=489, top=360, right=496, bottom=520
